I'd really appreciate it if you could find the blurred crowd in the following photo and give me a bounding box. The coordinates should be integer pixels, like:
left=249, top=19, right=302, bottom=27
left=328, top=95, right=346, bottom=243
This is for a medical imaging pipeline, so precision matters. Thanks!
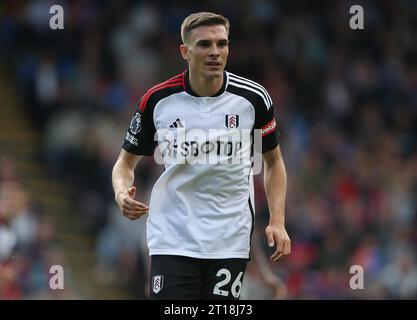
left=1, top=0, right=416, bottom=299
left=0, top=159, right=72, bottom=299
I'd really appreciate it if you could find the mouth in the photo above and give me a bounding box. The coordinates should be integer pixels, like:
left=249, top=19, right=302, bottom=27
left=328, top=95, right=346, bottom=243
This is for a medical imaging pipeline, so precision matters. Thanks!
left=206, top=61, right=222, bottom=68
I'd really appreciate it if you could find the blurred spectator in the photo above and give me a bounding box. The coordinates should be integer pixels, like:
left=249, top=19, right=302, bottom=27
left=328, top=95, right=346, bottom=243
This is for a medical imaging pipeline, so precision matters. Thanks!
left=0, top=164, right=76, bottom=299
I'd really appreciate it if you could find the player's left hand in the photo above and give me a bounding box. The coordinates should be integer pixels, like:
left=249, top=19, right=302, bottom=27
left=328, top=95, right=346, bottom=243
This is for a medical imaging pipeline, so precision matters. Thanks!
left=265, top=224, right=291, bottom=262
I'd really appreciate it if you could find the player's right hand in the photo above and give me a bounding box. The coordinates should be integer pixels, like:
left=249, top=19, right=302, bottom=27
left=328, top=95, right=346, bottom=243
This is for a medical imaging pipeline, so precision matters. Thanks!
left=116, top=186, right=149, bottom=220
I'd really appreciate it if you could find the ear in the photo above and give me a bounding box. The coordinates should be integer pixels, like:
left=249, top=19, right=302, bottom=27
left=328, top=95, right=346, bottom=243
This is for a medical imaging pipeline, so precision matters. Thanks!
left=180, top=44, right=189, bottom=61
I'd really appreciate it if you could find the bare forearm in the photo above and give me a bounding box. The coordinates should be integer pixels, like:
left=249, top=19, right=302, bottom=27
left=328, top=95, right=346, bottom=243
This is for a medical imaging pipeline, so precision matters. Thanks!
left=112, top=160, right=135, bottom=199
left=112, top=151, right=147, bottom=220
left=264, top=155, right=287, bottom=225
left=262, top=146, right=290, bottom=261
left=112, top=151, right=141, bottom=200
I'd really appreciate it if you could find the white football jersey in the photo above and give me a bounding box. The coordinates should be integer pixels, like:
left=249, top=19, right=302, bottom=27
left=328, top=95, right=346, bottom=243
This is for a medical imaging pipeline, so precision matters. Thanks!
left=122, top=70, right=279, bottom=259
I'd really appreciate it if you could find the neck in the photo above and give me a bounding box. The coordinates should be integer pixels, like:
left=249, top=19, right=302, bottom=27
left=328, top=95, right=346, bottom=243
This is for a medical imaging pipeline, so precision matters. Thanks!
left=188, top=70, right=224, bottom=96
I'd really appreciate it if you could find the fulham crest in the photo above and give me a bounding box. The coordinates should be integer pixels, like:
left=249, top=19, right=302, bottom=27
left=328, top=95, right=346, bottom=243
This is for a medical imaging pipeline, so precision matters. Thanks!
left=152, top=275, right=164, bottom=294
left=225, top=114, right=239, bottom=129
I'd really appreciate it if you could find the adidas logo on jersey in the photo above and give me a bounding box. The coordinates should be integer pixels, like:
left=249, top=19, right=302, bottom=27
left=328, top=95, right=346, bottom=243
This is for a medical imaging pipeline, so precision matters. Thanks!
left=169, top=118, right=184, bottom=128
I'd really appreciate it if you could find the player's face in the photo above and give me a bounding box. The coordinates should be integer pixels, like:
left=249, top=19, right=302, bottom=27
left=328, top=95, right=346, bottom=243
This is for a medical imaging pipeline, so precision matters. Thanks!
left=181, top=25, right=229, bottom=80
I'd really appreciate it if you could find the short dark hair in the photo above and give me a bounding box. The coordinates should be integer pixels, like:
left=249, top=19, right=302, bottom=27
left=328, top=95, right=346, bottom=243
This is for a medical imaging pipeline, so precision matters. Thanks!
left=181, top=12, right=230, bottom=44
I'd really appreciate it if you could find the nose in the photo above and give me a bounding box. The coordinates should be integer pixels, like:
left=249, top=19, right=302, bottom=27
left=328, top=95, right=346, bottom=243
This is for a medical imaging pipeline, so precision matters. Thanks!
left=209, top=44, right=220, bottom=57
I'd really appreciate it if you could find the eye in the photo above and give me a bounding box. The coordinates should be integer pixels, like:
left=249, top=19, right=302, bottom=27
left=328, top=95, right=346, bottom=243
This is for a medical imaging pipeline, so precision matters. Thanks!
left=217, top=40, right=228, bottom=48
left=198, top=41, right=211, bottom=47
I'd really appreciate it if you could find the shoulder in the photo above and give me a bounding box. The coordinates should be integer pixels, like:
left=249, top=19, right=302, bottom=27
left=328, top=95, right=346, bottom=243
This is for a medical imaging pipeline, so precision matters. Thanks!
left=226, top=71, right=273, bottom=110
left=138, top=73, right=185, bottom=112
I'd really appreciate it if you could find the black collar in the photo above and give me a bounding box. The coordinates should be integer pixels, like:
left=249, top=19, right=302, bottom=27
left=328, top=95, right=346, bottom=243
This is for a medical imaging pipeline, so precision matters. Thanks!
left=184, top=70, right=227, bottom=97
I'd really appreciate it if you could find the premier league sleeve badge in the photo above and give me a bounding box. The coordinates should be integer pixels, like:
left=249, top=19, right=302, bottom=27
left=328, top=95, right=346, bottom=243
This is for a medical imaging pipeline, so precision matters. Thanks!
left=130, top=112, right=142, bottom=134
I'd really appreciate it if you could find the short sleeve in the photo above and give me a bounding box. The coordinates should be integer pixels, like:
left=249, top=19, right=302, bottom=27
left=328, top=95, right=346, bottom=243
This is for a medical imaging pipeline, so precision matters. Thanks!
left=255, top=103, right=280, bottom=153
left=122, top=97, right=157, bottom=156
